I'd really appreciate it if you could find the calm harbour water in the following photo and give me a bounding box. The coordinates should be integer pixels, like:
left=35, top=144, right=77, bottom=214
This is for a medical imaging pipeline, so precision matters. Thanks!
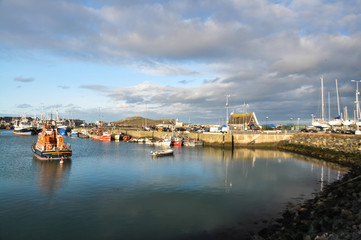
left=0, top=130, right=346, bottom=239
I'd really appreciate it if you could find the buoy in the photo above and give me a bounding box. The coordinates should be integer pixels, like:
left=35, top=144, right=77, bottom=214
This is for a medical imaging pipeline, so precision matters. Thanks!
left=60, top=160, right=64, bottom=164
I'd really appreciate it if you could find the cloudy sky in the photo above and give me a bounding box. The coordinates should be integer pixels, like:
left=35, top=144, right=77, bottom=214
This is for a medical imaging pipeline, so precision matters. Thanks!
left=1, top=0, right=361, bottom=124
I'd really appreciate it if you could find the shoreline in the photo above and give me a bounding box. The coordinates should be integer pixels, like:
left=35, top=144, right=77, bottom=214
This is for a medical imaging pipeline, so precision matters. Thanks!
left=185, top=142, right=361, bottom=240
left=254, top=143, right=361, bottom=240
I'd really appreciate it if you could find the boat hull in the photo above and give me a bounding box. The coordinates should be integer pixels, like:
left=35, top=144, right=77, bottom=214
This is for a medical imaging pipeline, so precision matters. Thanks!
left=151, top=149, right=174, bottom=157
left=171, top=141, right=183, bottom=147
left=14, top=130, right=35, bottom=135
left=32, top=143, right=72, bottom=160
left=58, top=127, right=67, bottom=136
left=91, top=135, right=111, bottom=141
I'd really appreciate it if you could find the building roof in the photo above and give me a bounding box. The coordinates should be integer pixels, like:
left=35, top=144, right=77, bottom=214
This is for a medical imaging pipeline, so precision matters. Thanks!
left=229, top=112, right=260, bottom=126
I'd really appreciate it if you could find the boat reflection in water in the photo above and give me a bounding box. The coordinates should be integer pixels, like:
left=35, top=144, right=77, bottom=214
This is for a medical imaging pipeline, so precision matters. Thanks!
left=33, top=157, right=71, bottom=196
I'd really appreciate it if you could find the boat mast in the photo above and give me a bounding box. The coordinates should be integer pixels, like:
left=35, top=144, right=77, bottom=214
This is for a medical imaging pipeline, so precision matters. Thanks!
left=336, top=79, right=341, bottom=117
left=321, top=76, right=324, bottom=121
left=328, top=92, right=331, bottom=121
left=344, top=106, right=348, bottom=120
left=352, top=80, right=361, bottom=121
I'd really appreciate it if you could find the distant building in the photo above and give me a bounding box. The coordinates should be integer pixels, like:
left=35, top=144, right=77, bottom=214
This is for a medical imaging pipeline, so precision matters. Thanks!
left=228, top=112, right=260, bottom=131
left=175, top=119, right=183, bottom=127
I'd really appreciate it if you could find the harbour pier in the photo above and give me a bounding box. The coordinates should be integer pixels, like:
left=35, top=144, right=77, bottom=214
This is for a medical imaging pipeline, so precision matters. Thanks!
left=101, top=129, right=293, bottom=148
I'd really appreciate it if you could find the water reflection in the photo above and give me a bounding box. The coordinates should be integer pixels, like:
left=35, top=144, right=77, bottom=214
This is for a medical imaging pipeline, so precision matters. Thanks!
left=33, top=157, right=71, bottom=196
left=0, top=132, right=350, bottom=240
left=201, top=147, right=348, bottom=194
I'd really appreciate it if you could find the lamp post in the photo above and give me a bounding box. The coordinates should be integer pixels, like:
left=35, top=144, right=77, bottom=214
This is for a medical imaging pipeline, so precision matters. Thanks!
left=290, top=117, right=293, bottom=131
left=265, top=116, right=269, bottom=130
left=297, top=117, right=300, bottom=130
left=225, top=95, right=230, bottom=123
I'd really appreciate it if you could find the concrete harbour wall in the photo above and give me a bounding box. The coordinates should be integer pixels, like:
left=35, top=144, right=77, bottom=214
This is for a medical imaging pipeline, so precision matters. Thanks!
left=118, top=130, right=292, bottom=147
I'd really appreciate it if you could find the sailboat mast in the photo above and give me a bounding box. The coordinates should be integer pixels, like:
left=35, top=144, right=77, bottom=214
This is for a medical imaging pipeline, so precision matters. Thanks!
left=357, top=81, right=360, bottom=121
left=336, top=79, right=341, bottom=117
left=328, top=92, right=331, bottom=121
left=321, top=76, right=324, bottom=120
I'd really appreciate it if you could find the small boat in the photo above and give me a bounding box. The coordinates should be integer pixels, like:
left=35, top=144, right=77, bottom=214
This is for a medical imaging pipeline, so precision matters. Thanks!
left=183, top=140, right=196, bottom=147
left=90, top=127, right=111, bottom=141
left=160, top=136, right=172, bottom=146
left=79, top=129, right=89, bottom=138
left=31, top=124, right=72, bottom=160
left=92, top=132, right=111, bottom=141
left=151, top=149, right=174, bottom=157
left=171, top=137, right=183, bottom=147
left=122, top=135, right=131, bottom=141
left=71, top=130, right=79, bottom=137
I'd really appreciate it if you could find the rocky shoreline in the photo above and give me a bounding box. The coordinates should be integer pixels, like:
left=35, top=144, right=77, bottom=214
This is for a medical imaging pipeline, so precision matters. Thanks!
left=249, top=144, right=361, bottom=240
left=253, top=166, right=361, bottom=240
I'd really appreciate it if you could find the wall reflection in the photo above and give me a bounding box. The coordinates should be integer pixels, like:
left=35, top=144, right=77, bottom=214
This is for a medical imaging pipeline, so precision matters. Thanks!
left=200, top=147, right=348, bottom=194
left=33, top=157, right=71, bottom=195
left=201, top=147, right=348, bottom=171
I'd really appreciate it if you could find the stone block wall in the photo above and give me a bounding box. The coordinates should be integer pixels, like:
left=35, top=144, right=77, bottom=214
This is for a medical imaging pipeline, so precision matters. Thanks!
left=289, top=133, right=361, bottom=154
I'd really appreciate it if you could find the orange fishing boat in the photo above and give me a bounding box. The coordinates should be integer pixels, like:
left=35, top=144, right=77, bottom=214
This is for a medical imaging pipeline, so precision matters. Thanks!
left=31, top=124, right=72, bottom=160
left=90, top=126, right=111, bottom=141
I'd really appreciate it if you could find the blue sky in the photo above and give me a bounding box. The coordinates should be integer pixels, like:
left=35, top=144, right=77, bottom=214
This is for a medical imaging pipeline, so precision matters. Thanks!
left=1, top=0, right=361, bottom=124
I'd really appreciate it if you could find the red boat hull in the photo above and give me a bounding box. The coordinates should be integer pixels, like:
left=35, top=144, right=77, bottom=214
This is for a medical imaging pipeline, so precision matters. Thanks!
left=92, top=135, right=111, bottom=141
left=171, top=141, right=183, bottom=146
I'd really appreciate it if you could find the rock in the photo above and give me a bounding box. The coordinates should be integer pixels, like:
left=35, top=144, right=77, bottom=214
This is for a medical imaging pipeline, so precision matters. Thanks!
left=299, top=207, right=308, bottom=212
left=304, top=235, right=311, bottom=240
left=341, top=209, right=353, bottom=218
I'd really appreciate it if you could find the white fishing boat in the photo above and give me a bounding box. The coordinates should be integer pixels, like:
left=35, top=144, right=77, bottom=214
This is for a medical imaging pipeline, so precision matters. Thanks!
left=13, top=116, right=36, bottom=135
left=151, top=149, right=174, bottom=157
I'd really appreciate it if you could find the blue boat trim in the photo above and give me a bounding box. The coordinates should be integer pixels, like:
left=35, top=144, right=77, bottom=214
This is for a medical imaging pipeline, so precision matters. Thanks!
left=32, top=142, right=72, bottom=160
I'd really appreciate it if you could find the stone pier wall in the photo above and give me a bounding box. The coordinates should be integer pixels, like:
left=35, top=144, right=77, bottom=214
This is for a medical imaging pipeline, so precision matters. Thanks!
left=116, top=130, right=292, bottom=147
left=289, top=133, right=361, bottom=154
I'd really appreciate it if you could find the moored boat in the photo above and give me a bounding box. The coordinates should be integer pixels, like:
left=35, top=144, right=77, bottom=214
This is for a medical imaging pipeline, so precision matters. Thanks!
left=90, top=127, right=111, bottom=141
left=71, top=130, right=79, bottom=137
left=13, top=117, right=36, bottom=135
left=57, top=125, right=68, bottom=136
left=79, top=129, right=89, bottom=138
left=122, top=135, right=131, bottom=141
left=171, top=136, right=183, bottom=146
left=151, top=149, right=174, bottom=157
left=92, top=132, right=111, bottom=141
left=31, top=124, right=72, bottom=160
